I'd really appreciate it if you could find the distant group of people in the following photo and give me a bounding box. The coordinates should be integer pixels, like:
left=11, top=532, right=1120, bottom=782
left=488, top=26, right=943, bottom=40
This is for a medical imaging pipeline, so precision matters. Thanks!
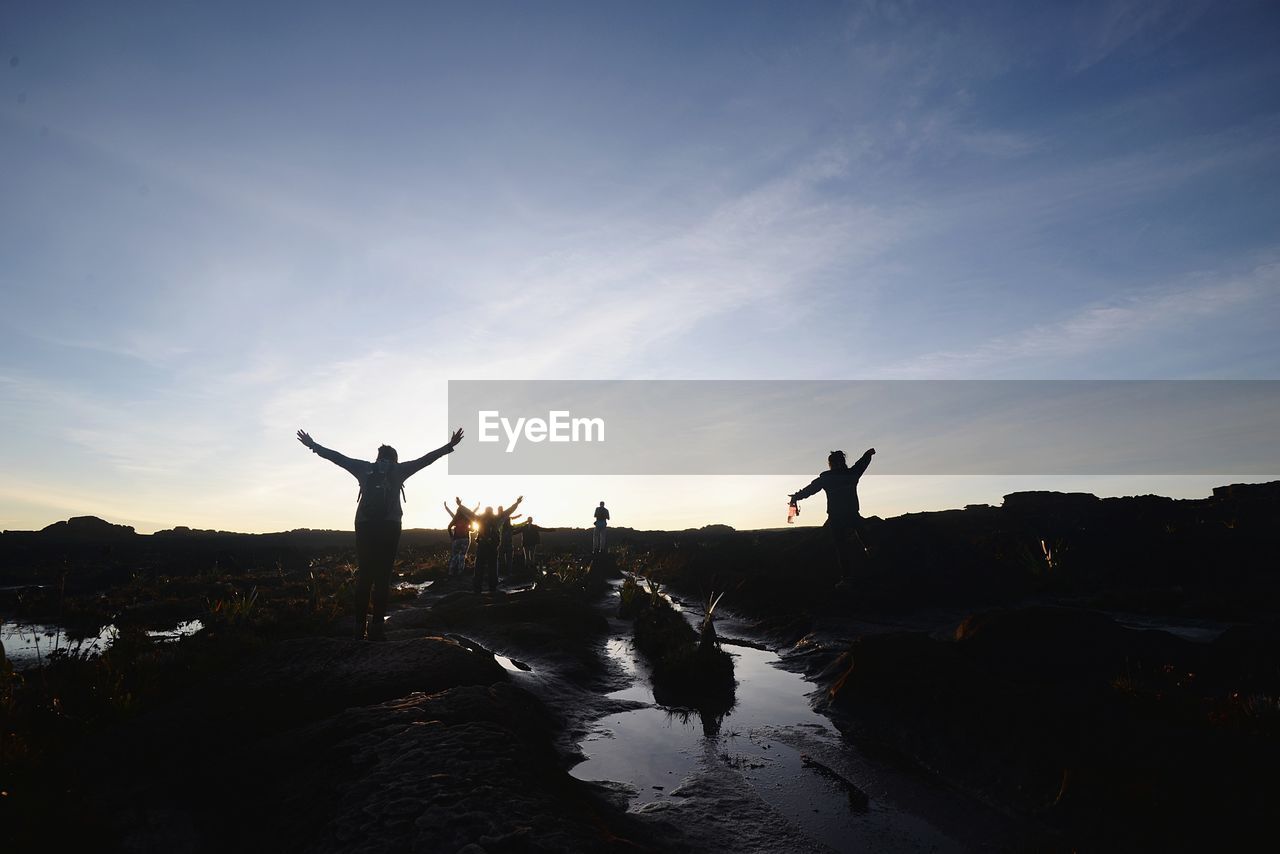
left=443, top=495, right=542, bottom=594
left=297, top=423, right=871, bottom=640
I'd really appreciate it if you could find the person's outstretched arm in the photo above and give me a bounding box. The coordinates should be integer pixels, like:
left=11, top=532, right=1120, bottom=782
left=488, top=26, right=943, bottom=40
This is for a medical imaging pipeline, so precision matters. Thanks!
left=297, top=430, right=364, bottom=478
left=400, top=428, right=465, bottom=480
left=850, top=447, right=876, bottom=478
left=506, top=495, right=524, bottom=515
left=789, top=475, right=824, bottom=505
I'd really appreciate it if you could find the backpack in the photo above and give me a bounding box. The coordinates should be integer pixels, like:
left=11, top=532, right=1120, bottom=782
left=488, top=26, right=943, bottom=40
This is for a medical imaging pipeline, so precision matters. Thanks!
left=477, top=516, right=501, bottom=545
left=358, top=465, right=405, bottom=514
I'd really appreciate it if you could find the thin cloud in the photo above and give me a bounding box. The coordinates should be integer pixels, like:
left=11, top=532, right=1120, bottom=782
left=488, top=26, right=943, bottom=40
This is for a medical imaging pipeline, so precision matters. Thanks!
left=881, top=261, right=1280, bottom=378
left=1073, top=0, right=1212, bottom=71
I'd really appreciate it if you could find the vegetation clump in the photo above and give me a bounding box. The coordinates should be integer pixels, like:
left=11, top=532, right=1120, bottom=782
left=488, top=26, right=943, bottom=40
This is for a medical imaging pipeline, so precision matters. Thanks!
left=619, top=574, right=735, bottom=714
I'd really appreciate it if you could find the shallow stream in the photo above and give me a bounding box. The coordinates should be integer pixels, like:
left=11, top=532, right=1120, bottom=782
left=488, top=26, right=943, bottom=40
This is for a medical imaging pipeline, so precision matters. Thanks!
left=568, top=583, right=1002, bottom=852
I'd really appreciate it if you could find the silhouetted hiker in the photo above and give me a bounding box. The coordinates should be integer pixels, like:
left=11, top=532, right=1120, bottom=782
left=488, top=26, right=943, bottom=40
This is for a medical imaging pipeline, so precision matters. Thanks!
left=444, top=499, right=477, bottom=577
left=789, top=448, right=875, bottom=587
left=474, top=496, right=522, bottom=594
left=474, top=507, right=499, bottom=594
left=592, top=501, right=610, bottom=553
left=297, top=427, right=464, bottom=640
left=516, top=517, right=542, bottom=573
left=497, top=498, right=524, bottom=577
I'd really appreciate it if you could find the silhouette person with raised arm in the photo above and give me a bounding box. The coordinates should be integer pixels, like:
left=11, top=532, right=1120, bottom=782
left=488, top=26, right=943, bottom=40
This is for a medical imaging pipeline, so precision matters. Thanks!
left=444, top=499, right=477, bottom=577
left=515, top=516, right=543, bottom=575
left=297, top=427, right=463, bottom=639
left=474, top=496, right=522, bottom=594
left=497, top=499, right=524, bottom=578
left=790, top=448, right=875, bottom=588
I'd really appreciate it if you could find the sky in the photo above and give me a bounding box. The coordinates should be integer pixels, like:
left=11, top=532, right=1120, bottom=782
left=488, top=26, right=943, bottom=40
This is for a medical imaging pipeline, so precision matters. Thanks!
left=1, top=0, right=1278, bottom=534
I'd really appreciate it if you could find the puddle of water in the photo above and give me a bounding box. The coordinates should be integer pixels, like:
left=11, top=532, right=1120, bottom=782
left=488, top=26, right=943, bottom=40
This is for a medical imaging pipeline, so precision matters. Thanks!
left=573, top=588, right=966, bottom=851
left=575, top=705, right=705, bottom=801
left=601, top=637, right=650, bottom=703
left=493, top=653, right=532, bottom=673
left=1107, top=612, right=1231, bottom=643
left=1, top=619, right=204, bottom=670
left=2, top=622, right=116, bottom=668
left=573, top=637, right=840, bottom=799
left=395, top=579, right=435, bottom=593
left=147, top=619, right=205, bottom=642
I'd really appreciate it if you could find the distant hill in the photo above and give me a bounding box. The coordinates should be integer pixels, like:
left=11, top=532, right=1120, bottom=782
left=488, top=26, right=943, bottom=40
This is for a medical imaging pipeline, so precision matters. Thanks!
left=38, top=516, right=137, bottom=540
left=8, top=481, right=1279, bottom=542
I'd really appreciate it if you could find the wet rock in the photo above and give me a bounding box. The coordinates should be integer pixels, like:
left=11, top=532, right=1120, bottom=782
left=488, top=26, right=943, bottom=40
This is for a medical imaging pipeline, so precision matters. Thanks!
left=87, top=632, right=658, bottom=853
left=394, top=590, right=607, bottom=643
left=231, top=635, right=508, bottom=718
left=751, top=613, right=812, bottom=648
left=640, top=773, right=826, bottom=854
left=952, top=605, right=1188, bottom=684
left=816, top=606, right=1280, bottom=849
left=254, top=683, right=660, bottom=853
left=800, top=754, right=869, bottom=811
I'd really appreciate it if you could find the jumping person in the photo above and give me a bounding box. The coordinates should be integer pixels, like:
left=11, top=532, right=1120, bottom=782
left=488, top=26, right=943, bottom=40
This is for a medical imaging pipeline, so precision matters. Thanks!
left=297, top=427, right=464, bottom=640
left=789, top=448, right=875, bottom=587
left=592, top=501, right=610, bottom=553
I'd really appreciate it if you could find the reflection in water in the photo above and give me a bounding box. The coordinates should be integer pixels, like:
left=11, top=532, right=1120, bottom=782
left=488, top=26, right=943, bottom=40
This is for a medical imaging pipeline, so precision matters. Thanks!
left=572, top=633, right=842, bottom=805
left=662, top=705, right=727, bottom=739
left=1, top=619, right=204, bottom=670
left=573, top=602, right=963, bottom=851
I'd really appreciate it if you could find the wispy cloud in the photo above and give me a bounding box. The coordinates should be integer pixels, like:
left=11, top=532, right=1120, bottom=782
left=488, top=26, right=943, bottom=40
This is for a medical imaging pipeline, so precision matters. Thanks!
left=1073, top=0, right=1213, bottom=71
left=880, top=261, right=1280, bottom=378
left=0, top=370, right=226, bottom=476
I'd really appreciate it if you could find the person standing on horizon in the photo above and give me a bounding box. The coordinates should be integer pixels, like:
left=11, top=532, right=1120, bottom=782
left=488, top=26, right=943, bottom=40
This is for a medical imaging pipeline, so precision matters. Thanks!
left=297, top=427, right=463, bottom=640
left=789, top=447, right=875, bottom=588
left=515, top=516, right=543, bottom=574
left=592, top=501, right=610, bottom=554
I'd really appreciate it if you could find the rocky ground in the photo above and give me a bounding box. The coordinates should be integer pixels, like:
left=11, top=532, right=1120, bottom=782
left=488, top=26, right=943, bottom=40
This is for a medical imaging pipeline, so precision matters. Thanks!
left=5, top=482, right=1279, bottom=851
left=67, top=586, right=669, bottom=853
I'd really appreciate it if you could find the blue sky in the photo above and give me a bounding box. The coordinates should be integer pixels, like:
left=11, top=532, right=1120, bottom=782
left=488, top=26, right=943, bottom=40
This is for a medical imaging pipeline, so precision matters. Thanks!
left=2, top=0, right=1278, bottom=533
